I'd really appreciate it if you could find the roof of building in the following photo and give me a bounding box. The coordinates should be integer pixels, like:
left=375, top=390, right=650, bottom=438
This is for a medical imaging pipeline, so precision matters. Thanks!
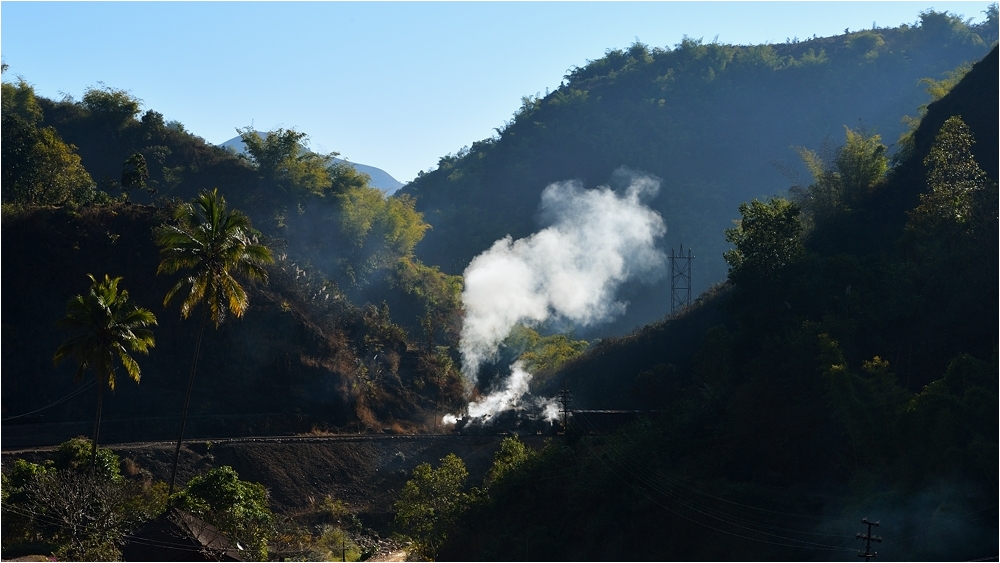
left=122, top=507, right=243, bottom=562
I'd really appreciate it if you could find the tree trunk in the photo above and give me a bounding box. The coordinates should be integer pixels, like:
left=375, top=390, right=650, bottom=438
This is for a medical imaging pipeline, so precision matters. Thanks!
left=90, top=378, right=104, bottom=470
left=168, top=308, right=210, bottom=496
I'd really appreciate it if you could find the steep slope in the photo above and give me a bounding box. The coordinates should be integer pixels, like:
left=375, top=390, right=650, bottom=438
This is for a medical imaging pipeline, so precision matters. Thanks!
left=1, top=204, right=463, bottom=447
left=19, top=90, right=461, bottom=354
left=437, top=44, right=998, bottom=563
left=400, top=11, right=996, bottom=337
left=551, top=44, right=999, bottom=409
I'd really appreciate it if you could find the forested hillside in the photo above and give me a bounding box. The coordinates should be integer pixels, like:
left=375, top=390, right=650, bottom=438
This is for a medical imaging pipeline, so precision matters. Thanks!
left=401, top=9, right=997, bottom=335
left=2, top=77, right=464, bottom=345
left=1, top=203, right=466, bottom=444
left=2, top=71, right=467, bottom=443
left=431, top=46, right=998, bottom=561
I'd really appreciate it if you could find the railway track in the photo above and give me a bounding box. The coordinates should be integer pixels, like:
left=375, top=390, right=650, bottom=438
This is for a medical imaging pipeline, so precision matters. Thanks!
left=0, top=432, right=504, bottom=456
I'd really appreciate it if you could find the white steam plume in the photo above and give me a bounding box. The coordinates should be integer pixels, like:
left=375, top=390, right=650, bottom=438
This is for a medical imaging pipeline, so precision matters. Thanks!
left=468, top=361, right=560, bottom=421
left=441, top=361, right=559, bottom=426
left=459, top=169, right=667, bottom=382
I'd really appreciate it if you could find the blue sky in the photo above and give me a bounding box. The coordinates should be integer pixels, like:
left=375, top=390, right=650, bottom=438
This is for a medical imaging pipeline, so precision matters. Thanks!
left=2, top=2, right=993, bottom=183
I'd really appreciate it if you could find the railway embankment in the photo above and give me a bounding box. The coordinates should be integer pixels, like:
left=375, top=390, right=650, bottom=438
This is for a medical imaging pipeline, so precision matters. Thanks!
left=2, top=434, right=549, bottom=526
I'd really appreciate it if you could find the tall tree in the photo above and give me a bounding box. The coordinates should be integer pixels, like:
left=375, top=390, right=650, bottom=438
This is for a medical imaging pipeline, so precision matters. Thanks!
left=910, top=115, right=991, bottom=229
left=793, top=127, right=888, bottom=221
left=2, top=79, right=95, bottom=206
left=120, top=152, right=150, bottom=201
left=394, top=453, right=471, bottom=560
left=53, top=274, right=156, bottom=468
left=236, top=126, right=335, bottom=222
left=723, top=197, right=804, bottom=289
left=156, top=189, right=273, bottom=494
left=81, top=84, right=142, bottom=131
left=236, top=127, right=307, bottom=183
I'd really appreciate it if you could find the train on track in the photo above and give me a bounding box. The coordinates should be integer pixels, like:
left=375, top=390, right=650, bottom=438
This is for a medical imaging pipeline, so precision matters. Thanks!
left=450, top=408, right=644, bottom=436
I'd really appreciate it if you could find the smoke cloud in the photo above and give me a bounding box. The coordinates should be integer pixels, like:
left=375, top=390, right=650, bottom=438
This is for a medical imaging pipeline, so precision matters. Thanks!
left=459, top=169, right=667, bottom=382
left=465, top=361, right=560, bottom=420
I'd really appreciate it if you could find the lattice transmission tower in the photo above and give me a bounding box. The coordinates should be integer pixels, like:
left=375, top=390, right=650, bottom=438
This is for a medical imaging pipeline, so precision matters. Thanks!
left=558, top=382, right=573, bottom=431
left=670, top=245, right=694, bottom=314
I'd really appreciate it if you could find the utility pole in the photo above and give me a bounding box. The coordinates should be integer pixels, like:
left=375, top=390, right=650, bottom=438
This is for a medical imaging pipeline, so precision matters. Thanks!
left=339, top=516, right=347, bottom=562
left=856, top=517, right=881, bottom=559
left=670, top=245, right=694, bottom=314
left=558, top=381, right=572, bottom=433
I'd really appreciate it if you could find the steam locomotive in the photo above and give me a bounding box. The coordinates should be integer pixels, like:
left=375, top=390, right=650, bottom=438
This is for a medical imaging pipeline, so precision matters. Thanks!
left=450, top=408, right=643, bottom=436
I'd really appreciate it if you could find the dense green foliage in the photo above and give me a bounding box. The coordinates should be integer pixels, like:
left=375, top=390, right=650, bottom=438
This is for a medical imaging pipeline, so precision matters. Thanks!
left=2, top=440, right=276, bottom=562
left=1, top=439, right=165, bottom=561
left=792, top=127, right=889, bottom=223
left=723, top=198, right=804, bottom=287
left=236, top=127, right=337, bottom=221
left=173, top=465, right=275, bottom=561
left=1, top=79, right=99, bottom=206
left=394, top=453, right=473, bottom=560
left=508, top=325, right=589, bottom=379
left=120, top=152, right=150, bottom=201
left=400, top=11, right=996, bottom=335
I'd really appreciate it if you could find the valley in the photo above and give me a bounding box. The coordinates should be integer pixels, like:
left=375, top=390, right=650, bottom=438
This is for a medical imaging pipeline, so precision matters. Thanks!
left=2, top=9, right=997, bottom=561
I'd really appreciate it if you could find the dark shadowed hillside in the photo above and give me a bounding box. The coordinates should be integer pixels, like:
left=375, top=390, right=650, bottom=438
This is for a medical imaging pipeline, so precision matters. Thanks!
left=437, top=45, right=998, bottom=562
left=1, top=204, right=464, bottom=446
left=550, top=45, right=998, bottom=409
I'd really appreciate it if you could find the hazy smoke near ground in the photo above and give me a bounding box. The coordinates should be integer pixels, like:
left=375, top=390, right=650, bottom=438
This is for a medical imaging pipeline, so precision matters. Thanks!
left=442, top=361, right=561, bottom=426
left=459, top=169, right=667, bottom=384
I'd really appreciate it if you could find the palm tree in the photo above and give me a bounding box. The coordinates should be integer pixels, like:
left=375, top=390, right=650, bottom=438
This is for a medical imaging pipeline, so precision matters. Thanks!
left=53, top=274, right=156, bottom=468
left=157, top=188, right=273, bottom=494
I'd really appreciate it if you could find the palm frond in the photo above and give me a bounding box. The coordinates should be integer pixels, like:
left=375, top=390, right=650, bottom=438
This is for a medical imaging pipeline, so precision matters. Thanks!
left=157, top=188, right=274, bottom=328
left=221, top=273, right=249, bottom=318
left=54, top=274, right=155, bottom=391
left=116, top=345, right=142, bottom=385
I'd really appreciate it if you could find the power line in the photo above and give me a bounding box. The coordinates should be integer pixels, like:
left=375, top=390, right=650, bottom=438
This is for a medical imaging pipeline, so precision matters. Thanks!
left=566, top=408, right=858, bottom=553
left=2, top=380, right=96, bottom=421
left=571, top=416, right=854, bottom=553
left=573, top=416, right=852, bottom=544
left=577, top=404, right=864, bottom=551
left=856, top=517, right=881, bottom=559
left=557, top=382, right=572, bottom=432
